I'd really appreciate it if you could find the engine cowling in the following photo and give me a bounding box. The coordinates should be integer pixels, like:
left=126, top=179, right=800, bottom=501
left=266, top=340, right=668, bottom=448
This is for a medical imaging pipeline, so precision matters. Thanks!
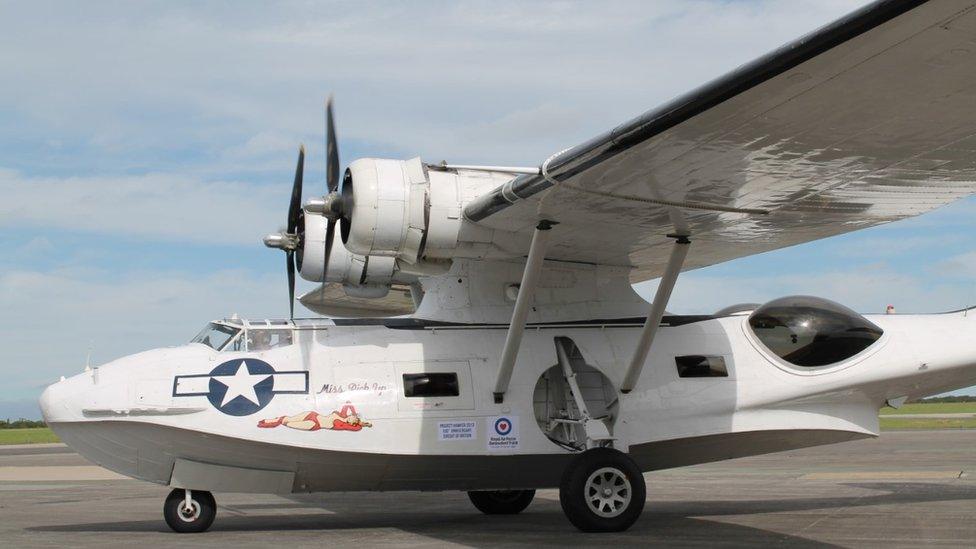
left=297, top=211, right=328, bottom=282
left=298, top=212, right=400, bottom=298
left=341, top=157, right=467, bottom=262
left=301, top=157, right=511, bottom=302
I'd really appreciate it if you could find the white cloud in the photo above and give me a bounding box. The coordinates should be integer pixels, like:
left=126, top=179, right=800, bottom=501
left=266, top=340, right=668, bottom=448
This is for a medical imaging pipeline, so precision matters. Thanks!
left=0, top=1, right=869, bottom=168
left=0, top=168, right=284, bottom=245
left=0, top=267, right=284, bottom=409
left=833, top=235, right=961, bottom=258
left=936, top=251, right=976, bottom=280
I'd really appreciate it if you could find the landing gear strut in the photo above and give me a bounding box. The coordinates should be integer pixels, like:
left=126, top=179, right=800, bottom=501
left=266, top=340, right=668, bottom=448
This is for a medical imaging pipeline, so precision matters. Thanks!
left=559, top=448, right=645, bottom=532
left=163, top=488, right=216, bottom=533
left=467, top=489, right=536, bottom=515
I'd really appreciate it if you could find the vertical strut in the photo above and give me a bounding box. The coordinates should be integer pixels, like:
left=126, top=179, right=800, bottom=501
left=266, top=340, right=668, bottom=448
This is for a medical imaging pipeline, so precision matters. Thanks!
left=493, top=220, right=554, bottom=403
left=620, top=235, right=690, bottom=393
left=555, top=337, right=590, bottom=423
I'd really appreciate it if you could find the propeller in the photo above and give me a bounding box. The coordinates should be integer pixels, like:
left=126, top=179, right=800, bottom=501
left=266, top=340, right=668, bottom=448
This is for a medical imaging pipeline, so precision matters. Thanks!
left=326, top=97, right=340, bottom=193
left=265, top=96, right=348, bottom=319
left=323, top=97, right=340, bottom=277
left=306, top=96, right=348, bottom=257
left=263, top=145, right=305, bottom=319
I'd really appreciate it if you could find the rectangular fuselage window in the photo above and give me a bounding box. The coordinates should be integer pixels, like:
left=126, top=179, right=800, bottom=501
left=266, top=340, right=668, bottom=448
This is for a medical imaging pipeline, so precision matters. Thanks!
left=675, top=355, right=728, bottom=378
left=403, top=373, right=460, bottom=397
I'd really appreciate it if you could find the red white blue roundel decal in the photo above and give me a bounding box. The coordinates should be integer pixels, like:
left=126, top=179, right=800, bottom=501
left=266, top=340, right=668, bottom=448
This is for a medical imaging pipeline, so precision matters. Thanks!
left=494, top=417, right=513, bottom=436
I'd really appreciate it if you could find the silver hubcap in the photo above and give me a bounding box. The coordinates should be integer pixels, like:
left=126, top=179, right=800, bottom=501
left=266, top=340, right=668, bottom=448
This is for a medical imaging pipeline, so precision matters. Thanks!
left=178, top=500, right=201, bottom=523
left=585, top=467, right=631, bottom=518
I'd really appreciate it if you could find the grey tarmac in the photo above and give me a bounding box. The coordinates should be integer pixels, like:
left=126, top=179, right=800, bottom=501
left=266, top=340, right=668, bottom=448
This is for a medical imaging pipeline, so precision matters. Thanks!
left=0, top=430, right=974, bottom=548
left=881, top=413, right=976, bottom=419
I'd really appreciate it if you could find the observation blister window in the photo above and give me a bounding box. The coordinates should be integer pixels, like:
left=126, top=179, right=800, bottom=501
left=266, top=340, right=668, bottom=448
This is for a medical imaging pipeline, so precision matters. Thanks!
left=748, top=296, right=883, bottom=368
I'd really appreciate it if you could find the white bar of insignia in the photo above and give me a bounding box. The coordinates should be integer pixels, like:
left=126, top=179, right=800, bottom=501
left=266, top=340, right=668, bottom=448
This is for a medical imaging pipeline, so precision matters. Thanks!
left=271, top=372, right=307, bottom=392
left=173, top=376, right=210, bottom=395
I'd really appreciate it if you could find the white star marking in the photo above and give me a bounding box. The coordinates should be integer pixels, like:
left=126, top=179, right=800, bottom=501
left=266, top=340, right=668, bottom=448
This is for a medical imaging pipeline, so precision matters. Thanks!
left=212, top=361, right=270, bottom=408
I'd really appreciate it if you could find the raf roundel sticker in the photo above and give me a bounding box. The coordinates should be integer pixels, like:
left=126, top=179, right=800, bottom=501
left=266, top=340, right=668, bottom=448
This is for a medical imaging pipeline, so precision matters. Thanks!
left=487, top=415, right=519, bottom=451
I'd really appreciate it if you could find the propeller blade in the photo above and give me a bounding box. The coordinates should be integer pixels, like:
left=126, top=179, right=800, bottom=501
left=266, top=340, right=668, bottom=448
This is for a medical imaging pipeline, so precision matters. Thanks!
left=324, top=218, right=336, bottom=276
left=287, top=145, right=305, bottom=234
left=326, top=96, right=339, bottom=192
left=287, top=250, right=296, bottom=319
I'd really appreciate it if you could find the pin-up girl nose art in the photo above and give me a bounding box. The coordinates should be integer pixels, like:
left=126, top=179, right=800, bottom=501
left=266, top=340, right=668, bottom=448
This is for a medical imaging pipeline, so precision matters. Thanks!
left=258, top=403, right=372, bottom=432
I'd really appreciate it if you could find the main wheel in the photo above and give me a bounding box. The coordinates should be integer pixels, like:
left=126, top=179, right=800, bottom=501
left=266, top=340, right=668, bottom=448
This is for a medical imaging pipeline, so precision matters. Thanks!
left=163, top=489, right=216, bottom=533
left=467, top=489, right=535, bottom=514
left=559, top=448, right=645, bottom=532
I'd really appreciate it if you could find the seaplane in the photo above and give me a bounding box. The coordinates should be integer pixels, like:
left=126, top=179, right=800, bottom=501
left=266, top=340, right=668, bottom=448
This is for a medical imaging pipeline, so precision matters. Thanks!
left=39, top=0, right=976, bottom=534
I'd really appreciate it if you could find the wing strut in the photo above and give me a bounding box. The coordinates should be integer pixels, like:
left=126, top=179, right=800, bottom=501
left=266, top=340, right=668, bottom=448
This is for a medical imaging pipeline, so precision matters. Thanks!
left=620, top=234, right=691, bottom=393
left=492, top=220, right=555, bottom=403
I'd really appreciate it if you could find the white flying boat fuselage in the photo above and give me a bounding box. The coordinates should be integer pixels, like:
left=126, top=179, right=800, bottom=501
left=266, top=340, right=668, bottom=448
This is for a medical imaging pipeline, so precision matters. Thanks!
left=39, top=305, right=976, bottom=494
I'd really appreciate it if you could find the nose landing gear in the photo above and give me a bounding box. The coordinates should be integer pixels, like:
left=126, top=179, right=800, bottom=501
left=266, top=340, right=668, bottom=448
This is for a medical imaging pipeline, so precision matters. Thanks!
left=163, top=488, right=216, bottom=533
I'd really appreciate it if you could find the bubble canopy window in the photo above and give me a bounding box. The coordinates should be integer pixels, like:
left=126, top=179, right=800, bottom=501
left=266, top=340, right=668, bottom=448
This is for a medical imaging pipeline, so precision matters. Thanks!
left=747, top=296, right=883, bottom=368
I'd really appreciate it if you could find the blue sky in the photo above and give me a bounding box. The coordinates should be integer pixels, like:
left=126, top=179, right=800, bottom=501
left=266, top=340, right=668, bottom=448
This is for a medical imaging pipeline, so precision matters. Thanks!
left=2, top=0, right=975, bottom=418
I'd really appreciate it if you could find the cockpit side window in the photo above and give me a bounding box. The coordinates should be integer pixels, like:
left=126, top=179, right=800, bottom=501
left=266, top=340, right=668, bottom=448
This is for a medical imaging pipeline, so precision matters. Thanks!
left=190, top=323, right=241, bottom=351
left=246, top=329, right=294, bottom=351
left=748, top=296, right=883, bottom=368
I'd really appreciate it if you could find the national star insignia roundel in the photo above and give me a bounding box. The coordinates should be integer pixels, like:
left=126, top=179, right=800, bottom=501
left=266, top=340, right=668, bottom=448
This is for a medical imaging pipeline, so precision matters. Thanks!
left=172, top=359, right=309, bottom=416
left=206, top=359, right=275, bottom=416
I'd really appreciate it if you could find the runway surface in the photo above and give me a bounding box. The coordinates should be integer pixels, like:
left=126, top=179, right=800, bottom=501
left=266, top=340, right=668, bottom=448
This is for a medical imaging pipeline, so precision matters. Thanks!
left=1, top=430, right=974, bottom=548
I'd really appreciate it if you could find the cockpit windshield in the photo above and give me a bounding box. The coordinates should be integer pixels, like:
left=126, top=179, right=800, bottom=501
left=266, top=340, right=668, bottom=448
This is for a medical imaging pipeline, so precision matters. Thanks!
left=191, top=322, right=241, bottom=351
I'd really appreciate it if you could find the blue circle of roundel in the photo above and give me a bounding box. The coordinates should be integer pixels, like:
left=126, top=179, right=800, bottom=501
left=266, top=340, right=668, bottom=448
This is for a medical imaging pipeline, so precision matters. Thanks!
left=494, top=417, right=512, bottom=436
left=206, top=359, right=275, bottom=416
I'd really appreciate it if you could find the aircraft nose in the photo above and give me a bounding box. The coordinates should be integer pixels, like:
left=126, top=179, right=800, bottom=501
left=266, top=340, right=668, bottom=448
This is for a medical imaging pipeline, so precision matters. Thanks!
left=38, top=379, right=73, bottom=423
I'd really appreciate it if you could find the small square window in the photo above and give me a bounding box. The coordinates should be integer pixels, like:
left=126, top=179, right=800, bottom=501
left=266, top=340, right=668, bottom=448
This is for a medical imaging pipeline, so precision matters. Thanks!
left=675, top=355, right=728, bottom=378
left=403, top=373, right=460, bottom=397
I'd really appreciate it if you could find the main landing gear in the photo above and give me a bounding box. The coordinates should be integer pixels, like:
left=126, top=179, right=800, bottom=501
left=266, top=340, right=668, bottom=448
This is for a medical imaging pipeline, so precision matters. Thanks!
left=467, top=489, right=536, bottom=515
left=163, top=488, right=216, bottom=533
left=467, top=449, right=645, bottom=532
left=559, top=448, right=646, bottom=532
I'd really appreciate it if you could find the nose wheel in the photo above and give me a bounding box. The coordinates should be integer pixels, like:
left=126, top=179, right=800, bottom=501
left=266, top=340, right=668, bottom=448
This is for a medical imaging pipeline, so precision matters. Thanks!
left=163, top=489, right=216, bottom=533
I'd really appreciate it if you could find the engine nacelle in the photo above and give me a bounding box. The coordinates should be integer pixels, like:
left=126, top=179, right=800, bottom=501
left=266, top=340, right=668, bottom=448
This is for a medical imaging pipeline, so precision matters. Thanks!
left=341, top=157, right=466, bottom=262
left=299, top=212, right=399, bottom=298
left=303, top=157, right=511, bottom=301
left=298, top=212, right=329, bottom=282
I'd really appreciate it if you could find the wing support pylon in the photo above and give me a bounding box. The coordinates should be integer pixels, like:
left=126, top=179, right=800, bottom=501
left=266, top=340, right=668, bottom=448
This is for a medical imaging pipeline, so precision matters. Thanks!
left=620, top=234, right=691, bottom=393
left=492, top=220, right=555, bottom=403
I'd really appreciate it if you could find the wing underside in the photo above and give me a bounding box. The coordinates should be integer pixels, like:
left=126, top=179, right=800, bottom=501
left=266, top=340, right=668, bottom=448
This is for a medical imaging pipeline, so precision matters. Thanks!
left=465, top=0, right=976, bottom=282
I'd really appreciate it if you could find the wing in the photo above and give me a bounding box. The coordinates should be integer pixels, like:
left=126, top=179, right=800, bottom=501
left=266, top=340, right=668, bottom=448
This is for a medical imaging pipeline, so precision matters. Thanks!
left=464, top=0, right=976, bottom=282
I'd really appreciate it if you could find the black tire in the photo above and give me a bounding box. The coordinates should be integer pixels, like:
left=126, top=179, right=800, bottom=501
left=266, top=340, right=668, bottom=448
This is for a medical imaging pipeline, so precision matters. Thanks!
left=559, top=448, right=646, bottom=532
left=467, top=489, right=536, bottom=515
left=163, top=489, right=216, bottom=533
